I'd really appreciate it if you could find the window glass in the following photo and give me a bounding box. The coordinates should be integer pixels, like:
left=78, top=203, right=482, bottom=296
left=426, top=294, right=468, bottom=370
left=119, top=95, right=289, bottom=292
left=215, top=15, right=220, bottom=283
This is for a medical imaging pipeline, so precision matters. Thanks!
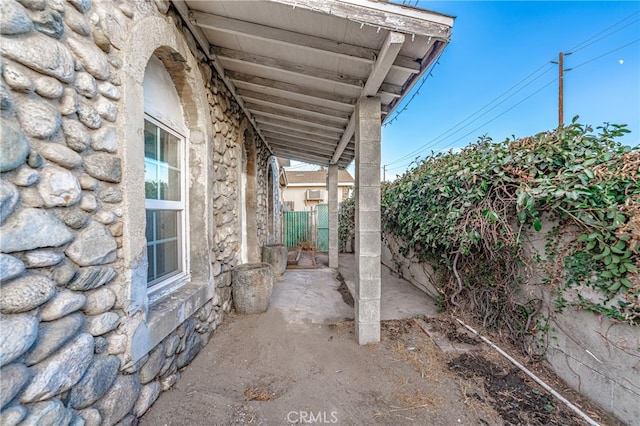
left=145, top=122, right=181, bottom=202
left=144, top=119, right=184, bottom=288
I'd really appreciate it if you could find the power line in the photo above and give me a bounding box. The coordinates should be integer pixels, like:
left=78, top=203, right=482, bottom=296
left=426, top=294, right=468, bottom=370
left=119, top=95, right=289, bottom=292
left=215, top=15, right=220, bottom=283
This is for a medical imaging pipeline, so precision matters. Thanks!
left=571, top=38, right=640, bottom=71
left=412, top=65, right=553, bottom=158
left=383, top=12, right=640, bottom=174
left=569, top=19, right=640, bottom=55
left=385, top=35, right=639, bottom=173
left=439, top=78, right=558, bottom=151
left=386, top=77, right=559, bottom=173
left=567, top=11, right=640, bottom=53
left=384, top=61, right=554, bottom=166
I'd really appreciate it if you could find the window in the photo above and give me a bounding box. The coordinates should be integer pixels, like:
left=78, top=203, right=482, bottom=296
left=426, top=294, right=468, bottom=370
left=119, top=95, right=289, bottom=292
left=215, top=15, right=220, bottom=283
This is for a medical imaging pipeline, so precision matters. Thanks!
left=144, top=117, right=186, bottom=293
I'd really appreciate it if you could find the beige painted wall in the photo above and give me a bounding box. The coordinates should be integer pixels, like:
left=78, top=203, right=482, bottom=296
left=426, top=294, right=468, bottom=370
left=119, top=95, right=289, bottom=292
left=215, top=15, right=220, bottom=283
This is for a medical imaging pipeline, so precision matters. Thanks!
left=283, top=184, right=352, bottom=211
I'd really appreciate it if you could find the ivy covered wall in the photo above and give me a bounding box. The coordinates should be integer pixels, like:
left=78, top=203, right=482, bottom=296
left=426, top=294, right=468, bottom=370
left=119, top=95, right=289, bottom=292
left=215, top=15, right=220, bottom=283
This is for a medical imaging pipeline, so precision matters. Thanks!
left=341, top=122, right=639, bottom=423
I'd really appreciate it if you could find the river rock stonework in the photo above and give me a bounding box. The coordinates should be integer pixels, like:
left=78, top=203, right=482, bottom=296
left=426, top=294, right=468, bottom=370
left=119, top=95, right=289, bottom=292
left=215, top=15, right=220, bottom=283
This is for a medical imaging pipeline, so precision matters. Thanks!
left=0, top=0, right=280, bottom=423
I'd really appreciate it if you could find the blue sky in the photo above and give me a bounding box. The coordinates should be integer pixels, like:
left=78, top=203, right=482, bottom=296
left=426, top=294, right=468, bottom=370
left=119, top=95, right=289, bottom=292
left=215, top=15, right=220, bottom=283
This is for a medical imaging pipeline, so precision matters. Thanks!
left=381, top=0, right=640, bottom=177
left=285, top=1, right=640, bottom=177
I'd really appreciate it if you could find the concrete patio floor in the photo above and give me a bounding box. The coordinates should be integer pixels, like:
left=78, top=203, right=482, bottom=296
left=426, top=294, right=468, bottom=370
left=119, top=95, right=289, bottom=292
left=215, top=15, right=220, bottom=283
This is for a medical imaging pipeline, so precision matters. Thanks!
left=139, top=253, right=454, bottom=426
left=272, top=253, right=438, bottom=325
left=140, top=252, right=620, bottom=426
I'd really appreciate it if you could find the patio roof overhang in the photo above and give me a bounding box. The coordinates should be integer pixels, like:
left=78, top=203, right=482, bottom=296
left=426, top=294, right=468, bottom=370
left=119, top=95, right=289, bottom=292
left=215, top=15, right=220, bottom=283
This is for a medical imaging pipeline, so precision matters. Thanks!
left=173, top=0, right=454, bottom=169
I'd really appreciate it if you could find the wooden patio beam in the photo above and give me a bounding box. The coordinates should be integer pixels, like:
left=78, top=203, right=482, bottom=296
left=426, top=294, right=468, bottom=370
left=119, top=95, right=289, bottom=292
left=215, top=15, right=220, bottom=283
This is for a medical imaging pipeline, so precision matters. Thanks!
left=227, top=71, right=356, bottom=108
left=331, top=31, right=404, bottom=164
left=190, top=11, right=421, bottom=74
left=262, top=132, right=343, bottom=150
left=258, top=124, right=339, bottom=144
left=238, top=89, right=351, bottom=121
left=254, top=116, right=344, bottom=138
left=248, top=104, right=347, bottom=132
left=213, top=47, right=364, bottom=90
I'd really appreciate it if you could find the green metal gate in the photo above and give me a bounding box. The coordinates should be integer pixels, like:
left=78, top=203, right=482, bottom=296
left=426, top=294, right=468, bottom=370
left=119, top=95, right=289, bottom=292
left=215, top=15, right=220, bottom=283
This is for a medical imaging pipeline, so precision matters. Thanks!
left=283, top=211, right=312, bottom=247
left=316, top=204, right=328, bottom=251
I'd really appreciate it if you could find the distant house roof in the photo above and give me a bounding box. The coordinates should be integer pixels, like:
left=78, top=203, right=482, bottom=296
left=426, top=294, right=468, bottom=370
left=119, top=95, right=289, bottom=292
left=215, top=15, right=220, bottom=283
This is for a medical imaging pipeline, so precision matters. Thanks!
left=285, top=170, right=354, bottom=186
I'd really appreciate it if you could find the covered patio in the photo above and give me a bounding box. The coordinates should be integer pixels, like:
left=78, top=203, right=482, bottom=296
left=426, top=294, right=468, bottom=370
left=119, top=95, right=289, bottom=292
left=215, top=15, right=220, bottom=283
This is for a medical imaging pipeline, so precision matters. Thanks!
left=173, top=0, right=454, bottom=343
left=139, top=253, right=444, bottom=425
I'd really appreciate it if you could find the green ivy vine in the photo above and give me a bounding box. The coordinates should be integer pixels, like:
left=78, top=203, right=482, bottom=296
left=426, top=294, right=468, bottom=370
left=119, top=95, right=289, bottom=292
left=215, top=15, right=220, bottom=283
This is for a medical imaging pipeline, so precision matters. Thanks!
left=338, top=195, right=355, bottom=252
left=342, top=119, right=639, bottom=355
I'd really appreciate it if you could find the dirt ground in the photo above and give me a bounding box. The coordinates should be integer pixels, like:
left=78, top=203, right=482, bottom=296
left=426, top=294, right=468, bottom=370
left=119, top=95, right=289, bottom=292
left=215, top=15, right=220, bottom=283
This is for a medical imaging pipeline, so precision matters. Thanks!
left=139, top=309, right=621, bottom=425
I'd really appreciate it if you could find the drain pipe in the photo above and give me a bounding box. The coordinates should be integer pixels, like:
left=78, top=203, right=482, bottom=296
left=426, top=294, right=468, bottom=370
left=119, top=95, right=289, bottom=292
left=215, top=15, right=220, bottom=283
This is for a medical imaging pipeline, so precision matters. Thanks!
left=455, top=318, right=600, bottom=426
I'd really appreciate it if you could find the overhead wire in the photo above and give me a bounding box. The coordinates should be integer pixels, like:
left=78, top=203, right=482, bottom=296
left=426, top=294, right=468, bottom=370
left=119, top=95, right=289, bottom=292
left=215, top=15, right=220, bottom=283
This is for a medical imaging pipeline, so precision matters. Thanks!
left=384, top=62, right=555, bottom=167
left=383, top=10, right=640, bottom=174
left=568, top=19, right=639, bottom=55
left=433, top=78, right=558, bottom=152
left=567, top=10, right=639, bottom=53
left=570, top=37, right=640, bottom=71
left=386, top=35, right=637, bottom=173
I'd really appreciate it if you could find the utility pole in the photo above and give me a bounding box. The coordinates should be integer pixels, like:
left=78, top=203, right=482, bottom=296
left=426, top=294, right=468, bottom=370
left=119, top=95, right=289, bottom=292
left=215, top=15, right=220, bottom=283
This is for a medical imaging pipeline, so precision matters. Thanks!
left=382, top=164, right=386, bottom=182
left=552, top=52, right=571, bottom=127
left=558, top=52, right=564, bottom=127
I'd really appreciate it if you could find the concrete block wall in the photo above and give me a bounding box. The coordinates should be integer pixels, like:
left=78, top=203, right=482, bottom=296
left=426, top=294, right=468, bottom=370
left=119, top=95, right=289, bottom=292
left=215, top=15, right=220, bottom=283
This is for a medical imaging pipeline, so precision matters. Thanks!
left=382, top=229, right=640, bottom=425
left=0, top=1, right=274, bottom=424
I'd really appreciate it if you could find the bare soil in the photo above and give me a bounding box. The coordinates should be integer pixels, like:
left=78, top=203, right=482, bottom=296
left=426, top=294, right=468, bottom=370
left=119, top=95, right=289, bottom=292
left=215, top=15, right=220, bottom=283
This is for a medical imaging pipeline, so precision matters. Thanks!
left=140, top=310, right=620, bottom=425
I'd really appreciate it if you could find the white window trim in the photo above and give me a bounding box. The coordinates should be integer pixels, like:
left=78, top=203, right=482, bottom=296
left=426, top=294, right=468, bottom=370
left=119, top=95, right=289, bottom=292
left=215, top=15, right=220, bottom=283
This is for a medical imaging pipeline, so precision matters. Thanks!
left=144, top=113, right=191, bottom=303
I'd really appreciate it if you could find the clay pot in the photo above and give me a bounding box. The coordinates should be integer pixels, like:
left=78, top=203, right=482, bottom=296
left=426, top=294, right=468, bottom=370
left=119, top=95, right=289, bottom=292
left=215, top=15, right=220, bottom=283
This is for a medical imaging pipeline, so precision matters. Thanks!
left=261, top=244, right=288, bottom=276
left=231, top=263, right=274, bottom=314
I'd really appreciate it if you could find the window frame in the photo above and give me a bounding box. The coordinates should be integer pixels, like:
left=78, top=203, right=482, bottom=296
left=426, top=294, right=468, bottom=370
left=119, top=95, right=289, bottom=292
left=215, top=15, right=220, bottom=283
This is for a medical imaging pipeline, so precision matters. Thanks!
left=143, top=113, right=190, bottom=301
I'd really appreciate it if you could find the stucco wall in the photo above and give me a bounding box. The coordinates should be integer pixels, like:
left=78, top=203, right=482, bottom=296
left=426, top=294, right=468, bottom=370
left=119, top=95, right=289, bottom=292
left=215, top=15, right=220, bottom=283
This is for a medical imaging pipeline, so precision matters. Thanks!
left=381, top=230, right=640, bottom=425
left=283, top=185, right=352, bottom=212
left=0, top=1, right=278, bottom=424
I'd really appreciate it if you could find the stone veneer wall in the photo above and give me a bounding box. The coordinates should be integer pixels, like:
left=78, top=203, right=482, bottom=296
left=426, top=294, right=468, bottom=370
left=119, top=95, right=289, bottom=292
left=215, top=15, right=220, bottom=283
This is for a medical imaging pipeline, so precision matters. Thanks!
left=0, top=1, right=276, bottom=425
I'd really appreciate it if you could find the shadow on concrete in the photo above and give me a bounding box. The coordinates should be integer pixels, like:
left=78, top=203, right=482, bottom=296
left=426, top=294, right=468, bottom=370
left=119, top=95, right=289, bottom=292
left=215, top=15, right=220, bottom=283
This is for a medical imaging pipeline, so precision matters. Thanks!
left=273, top=252, right=437, bottom=324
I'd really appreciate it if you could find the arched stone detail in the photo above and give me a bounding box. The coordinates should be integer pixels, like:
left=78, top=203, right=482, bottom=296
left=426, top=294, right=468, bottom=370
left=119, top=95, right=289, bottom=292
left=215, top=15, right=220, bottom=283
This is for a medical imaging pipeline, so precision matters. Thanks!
left=118, top=16, right=211, bottom=361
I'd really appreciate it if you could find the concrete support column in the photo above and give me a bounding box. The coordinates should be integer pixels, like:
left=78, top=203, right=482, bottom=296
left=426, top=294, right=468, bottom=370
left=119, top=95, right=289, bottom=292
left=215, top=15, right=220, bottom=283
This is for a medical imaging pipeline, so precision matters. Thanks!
left=328, top=164, right=339, bottom=268
left=354, top=97, right=381, bottom=344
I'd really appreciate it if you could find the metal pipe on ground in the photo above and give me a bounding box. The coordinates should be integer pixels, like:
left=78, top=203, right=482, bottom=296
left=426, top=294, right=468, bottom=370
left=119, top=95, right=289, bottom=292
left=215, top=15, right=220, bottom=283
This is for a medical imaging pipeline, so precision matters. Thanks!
left=455, top=318, right=600, bottom=426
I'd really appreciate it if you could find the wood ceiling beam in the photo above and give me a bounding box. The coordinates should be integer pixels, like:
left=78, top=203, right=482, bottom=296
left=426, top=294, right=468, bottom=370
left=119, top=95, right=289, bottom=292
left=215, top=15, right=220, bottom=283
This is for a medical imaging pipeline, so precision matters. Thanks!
left=247, top=104, right=347, bottom=132
left=269, top=142, right=353, bottom=161
left=172, top=1, right=273, bottom=154
left=331, top=31, right=404, bottom=164
left=214, top=47, right=364, bottom=90
left=190, top=11, right=421, bottom=74
left=268, top=141, right=340, bottom=157
left=259, top=125, right=339, bottom=144
left=254, top=116, right=343, bottom=138
left=236, top=84, right=353, bottom=113
left=363, top=32, right=406, bottom=95
left=238, top=89, right=351, bottom=121
left=262, top=131, right=341, bottom=150
left=227, top=71, right=356, bottom=108
left=247, top=98, right=349, bottom=123
left=218, top=48, right=404, bottom=98
left=273, top=150, right=330, bottom=166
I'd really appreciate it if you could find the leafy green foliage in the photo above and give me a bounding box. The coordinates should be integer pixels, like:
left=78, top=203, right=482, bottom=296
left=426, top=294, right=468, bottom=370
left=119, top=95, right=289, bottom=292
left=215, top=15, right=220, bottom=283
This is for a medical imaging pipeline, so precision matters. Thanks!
left=373, top=122, right=638, bottom=353
left=338, top=195, right=355, bottom=252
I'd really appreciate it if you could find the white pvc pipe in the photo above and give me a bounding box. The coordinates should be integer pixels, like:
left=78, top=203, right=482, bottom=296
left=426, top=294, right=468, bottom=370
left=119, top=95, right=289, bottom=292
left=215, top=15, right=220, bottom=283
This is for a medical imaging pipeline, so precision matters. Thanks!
left=455, top=318, right=600, bottom=426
